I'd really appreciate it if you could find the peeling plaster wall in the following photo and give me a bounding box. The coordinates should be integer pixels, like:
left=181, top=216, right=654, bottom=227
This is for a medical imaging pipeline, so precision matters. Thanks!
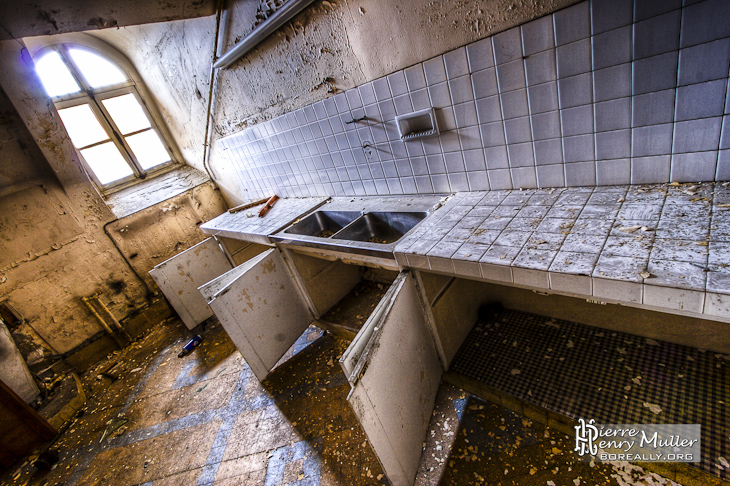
left=0, top=0, right=216, bottom=40
left=90, top=17, right=218, bottom=173
left=211, top=0, right=579, bottom=133
left=0, top=39, right=226, bottom=369
left=106, top=182, right=228, bottom=291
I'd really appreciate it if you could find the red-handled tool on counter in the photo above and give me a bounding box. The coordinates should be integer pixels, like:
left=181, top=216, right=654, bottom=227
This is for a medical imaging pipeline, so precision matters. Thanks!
left=258, top=195, right=279, bottom=217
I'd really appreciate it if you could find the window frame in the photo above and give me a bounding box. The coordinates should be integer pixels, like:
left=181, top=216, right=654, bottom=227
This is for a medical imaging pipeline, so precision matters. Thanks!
left=26, top=34, right=183, bottom=195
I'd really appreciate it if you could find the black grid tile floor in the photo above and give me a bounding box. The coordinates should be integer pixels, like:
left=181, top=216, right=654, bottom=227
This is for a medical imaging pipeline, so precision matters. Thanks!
left=450, top=308, right=730, bottom=481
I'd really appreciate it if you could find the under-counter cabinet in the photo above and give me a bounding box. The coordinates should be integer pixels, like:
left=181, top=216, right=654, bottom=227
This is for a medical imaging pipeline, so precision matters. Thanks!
left=149, top=237, right=234, bottom=330
left=148, top=236, right=268, bottom=329
left=199, top=245, right=444, bottom=486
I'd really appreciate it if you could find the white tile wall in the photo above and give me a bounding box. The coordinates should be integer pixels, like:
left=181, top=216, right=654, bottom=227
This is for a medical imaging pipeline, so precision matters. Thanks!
left=218, top=0, right=730, bottom=199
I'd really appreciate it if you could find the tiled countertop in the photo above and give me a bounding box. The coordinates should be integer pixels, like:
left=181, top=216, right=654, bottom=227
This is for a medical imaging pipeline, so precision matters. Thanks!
left=394, top=183, right=730, bottom=321
left=200, top=197, right=328, bottom=244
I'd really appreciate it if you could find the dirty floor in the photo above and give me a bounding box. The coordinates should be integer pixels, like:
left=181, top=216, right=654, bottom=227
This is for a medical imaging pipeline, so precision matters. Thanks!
left=4, top=317, right=687, bottom=485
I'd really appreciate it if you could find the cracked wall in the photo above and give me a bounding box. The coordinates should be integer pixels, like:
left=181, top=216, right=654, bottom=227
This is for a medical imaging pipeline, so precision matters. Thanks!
left=0, top=40, right=225, bottom=371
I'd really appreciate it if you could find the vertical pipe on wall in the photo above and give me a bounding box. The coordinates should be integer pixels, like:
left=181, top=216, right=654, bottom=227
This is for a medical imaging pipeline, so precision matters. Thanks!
left=202, top=0, right=227, bottom=183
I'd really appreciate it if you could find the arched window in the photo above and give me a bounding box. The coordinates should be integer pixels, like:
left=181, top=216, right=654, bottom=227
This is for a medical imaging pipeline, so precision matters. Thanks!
left=30, top=38, right=178, bottom=193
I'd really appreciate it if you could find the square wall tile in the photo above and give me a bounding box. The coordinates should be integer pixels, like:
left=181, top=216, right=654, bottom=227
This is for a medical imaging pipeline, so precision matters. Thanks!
left=634, top=0, right=681, bottom=22
left=633, top=10, right=681, bottom=60
left=535, top=138, right=564, bottom=166
left=448, top=172, right=470, bottom=191
left=411, top=89, right=431, bottom=111
left=511, top=166, right=537, bottom=188
left=426, top=154, right=446, bottom=174
left=480, top=121, right=506, bottom=147
left=444, top=47, right=470, bottom=78
left=428, top=82, right=452, bottom=108
left=671, top=151, right=718, bottom=182
left=563, top=134, right=595, bottom=163
left=525, top=50, right=557, bottom=86
left=472, top=68, right=498, bottom=99
left=632, top=89, right=675, bottom=127
left=449, top=75, right=475, bottom=104
left=633, top=52, right=679, bottom=95
left=521, top=15, right=555, bottom=55
left=387, top=71, right=408, bottom=96
left=632, top=124, right=673, bottom=157
left=596, top=129, right=630, bottom=159
left=675, top=78, right=727, bottom=121
left=504, top=116, right=532, bottom=144
left=467, top=37, right=494, bottom=72
left=680, top=0, right=730, bottom=48
left=554, top=1, right=590, bottom=46
left=459, top=126, right=482, bottom=150
left=557, top=38, right=591, bottom=78
left=532, top=111, right=561, bottom=140
left=565, top=160, right=596, bottom=185
left=672, top=117, right=722, bottom=153
left=592, top=25, right=632, bottom=70
left=594, top=97, right=631, bottom=132
left=596, top=158, right=630, bottom=185
left=561, top=104, right=594, bottom=136
left=508, top=143, right=535, bottom=168
left=536, top=163, right=565, bottom=187
left=631, top=156, right=670, bottom=184
left=501, top=89, right=529, bottom=119
left=528, top=81, right=560, bottom=114
left=591, top=0, right=632, bottom=34
left=485, top=145, right=509, bottom=169
left=678, top=38, right=730, bottom=86
left=496, top=59, right=527, bottom=91
left=493, top=27, right=523, bottom=64
left=423, top=56, right=447, bottom=85
left=593, top=63, right=632, bottom=102
left=463, top=149, right=486, bottom=171
left=488, top=168, right=514, bottom=189
left=467, top=170, right=491, bottom=191
left=404, top=65, right=427, bottom=91
left=453, top=102, right=478, bottom=128
left=558, top=73, right=593, bottom=108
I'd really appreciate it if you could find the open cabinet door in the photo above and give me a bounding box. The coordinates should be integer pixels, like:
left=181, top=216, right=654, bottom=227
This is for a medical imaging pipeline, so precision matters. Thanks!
left=340, top=271, right=442, bottom=486
left=200, top=248, right=314, bottom=382
left=149, top=237, right=233, bottom=329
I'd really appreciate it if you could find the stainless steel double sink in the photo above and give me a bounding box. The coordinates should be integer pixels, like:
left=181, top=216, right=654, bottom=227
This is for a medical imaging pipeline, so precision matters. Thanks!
left=270, top=195, right=444, bottom=259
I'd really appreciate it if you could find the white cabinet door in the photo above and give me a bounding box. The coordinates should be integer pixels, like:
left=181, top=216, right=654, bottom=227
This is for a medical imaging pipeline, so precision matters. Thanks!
left=340, top=271, right=442, bottom=486
left=149, top=237, right=233, bottom=329
left=200, top=248, right=314, bottom=382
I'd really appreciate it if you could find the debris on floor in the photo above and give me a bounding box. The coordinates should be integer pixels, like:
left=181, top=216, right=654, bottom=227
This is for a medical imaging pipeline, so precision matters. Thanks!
left=1, top=314, right=695, bottom=486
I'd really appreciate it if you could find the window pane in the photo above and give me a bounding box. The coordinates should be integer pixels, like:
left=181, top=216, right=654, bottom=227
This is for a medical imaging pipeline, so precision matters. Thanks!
left=57, top=104, right=109, bottom=148
left=101, top=94, right=151, bottom=134
left=35, top=51, right=81, bottom=97
left=126, top=130, right=171, bottom=169
left=68, top=48, right=127, bottom=88
left=80, top=142, right=134, bottom=184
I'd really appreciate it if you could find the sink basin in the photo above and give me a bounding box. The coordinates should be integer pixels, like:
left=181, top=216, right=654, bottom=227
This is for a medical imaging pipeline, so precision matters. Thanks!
left=283, top=211, right=361, bottom=238
left=333, top=212, right=428, bottom=244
